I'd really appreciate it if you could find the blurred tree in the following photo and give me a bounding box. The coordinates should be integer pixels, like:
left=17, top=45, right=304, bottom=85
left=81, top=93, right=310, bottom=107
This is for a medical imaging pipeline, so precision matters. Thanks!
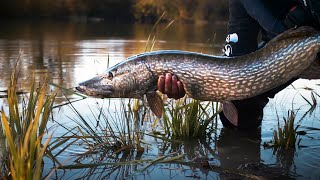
left=132, top=0, right=228, bottom=23
left=87, top=0, right=134, bottom=22
left=0, top=0, right=227, bottom=22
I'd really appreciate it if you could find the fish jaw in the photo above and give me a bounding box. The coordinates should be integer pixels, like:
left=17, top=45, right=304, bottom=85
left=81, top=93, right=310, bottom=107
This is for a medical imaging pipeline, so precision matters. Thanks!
left=75, top=75, right=115, bottom=98
left=75, top=60, right=157, bottom=99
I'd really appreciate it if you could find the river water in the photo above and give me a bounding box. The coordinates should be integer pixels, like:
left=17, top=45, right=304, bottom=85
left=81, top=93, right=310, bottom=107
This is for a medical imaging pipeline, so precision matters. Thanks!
left=0, top=19, right=319, bottom=179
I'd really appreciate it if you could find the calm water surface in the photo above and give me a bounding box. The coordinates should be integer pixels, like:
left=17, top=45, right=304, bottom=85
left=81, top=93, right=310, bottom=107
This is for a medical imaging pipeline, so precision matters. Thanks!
left=0, top=19, right=319, bottom=179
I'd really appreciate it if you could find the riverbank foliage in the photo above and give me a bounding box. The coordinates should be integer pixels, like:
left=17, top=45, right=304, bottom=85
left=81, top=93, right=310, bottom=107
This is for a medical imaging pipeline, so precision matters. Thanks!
left=0, top=69, right=56, bottom=179
left=0, top=0, right=228, bottom=23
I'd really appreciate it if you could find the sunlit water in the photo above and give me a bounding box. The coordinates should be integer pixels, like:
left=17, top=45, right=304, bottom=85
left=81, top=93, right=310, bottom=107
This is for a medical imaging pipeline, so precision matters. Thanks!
left=0, top=19, right=319, bottom=179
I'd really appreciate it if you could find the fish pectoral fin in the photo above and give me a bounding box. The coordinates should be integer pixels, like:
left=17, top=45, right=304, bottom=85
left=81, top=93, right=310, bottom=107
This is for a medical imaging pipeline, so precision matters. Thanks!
left=222, top=101, right=238, bottom=126
left=146, top=91, right=163, bottom=118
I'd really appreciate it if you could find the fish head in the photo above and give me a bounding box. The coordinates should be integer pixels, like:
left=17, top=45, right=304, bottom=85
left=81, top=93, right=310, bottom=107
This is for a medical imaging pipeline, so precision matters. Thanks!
left=75, top=61, right=154, bottom=98
left=76, top=72, right=116, bottom=98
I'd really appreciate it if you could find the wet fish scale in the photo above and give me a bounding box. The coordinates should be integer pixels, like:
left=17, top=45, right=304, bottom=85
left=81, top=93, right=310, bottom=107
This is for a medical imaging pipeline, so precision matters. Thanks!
left=145, top=28, right=320, bottom=101
left=77, top=26, right=320, bottom=103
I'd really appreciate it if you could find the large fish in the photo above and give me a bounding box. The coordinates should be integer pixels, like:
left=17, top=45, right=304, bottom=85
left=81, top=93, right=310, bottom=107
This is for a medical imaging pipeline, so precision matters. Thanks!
left=76, top=26, right=320, bottom=126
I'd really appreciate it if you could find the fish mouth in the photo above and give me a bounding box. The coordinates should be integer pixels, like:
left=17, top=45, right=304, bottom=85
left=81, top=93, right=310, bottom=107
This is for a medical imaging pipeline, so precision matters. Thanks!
left=74, top=85, right=114, bottom=98
left=74, top=85, right=95, bottom=96
left=75, top=86, right=86, bottom=93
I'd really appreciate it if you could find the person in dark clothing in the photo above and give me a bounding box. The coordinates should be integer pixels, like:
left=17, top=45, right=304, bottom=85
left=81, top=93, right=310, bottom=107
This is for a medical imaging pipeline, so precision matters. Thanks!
left=157, top=0, right=320, bottom=129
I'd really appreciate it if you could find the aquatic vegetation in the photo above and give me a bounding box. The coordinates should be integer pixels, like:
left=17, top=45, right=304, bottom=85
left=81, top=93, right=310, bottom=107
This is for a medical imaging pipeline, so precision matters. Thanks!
left=63, top=98, right=146, bottom=156
left=162, top=97, right=219, bottom=138
left=0, top=69, right=57, bottom=179
left=272, top=111, right=299, bottom=150
left=293, top=85, right=318, bottom=107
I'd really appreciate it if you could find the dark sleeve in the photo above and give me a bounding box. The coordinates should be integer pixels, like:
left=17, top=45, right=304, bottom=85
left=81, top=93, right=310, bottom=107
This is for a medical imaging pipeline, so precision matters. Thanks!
left=240, top=0, right=287, bottom=36
left=224, top=0, right=261, bottom=56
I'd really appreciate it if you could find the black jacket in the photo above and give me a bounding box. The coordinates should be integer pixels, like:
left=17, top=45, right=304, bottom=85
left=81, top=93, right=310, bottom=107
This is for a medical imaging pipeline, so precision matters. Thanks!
left=225, top=0, right=318, bottom=56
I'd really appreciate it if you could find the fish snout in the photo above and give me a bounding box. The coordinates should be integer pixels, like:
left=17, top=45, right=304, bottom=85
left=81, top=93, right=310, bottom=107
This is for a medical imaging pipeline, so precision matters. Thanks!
left=75, top=81, right=115, bottom=97
left=75, top=85, right=86, bottom=93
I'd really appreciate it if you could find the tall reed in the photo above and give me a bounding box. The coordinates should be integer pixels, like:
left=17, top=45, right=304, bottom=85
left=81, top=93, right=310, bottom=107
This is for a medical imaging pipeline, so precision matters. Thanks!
left=272, top=111, right=299, bottom=150
left=0, top=69, right=56, bottom=179
left=162, top=97, right=218, bottom=138
left=64, top=98, right=144, bottom=155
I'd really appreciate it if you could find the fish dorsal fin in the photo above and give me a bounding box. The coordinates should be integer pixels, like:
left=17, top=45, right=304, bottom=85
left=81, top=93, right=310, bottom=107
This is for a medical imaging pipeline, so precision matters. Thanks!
left=146, top=91, right=163, bottom=118
left=268, top=26, right=318, bottom=44
left=222, top=101, right=238, bottom=126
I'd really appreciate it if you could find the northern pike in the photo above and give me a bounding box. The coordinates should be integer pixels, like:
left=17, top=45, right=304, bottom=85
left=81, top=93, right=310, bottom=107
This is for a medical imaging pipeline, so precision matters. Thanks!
left=76, top=26, right=320, bottom=126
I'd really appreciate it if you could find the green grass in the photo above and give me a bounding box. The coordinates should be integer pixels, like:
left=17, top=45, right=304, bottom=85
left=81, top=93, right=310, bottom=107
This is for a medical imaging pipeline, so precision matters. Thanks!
left=0, top=69, right=57, bottom=179
left=266, top=85, right=320, bottom=150
left=272, top=111, right=299, bottom=150
left=62, top=98, right=145, bottom=155
left=161, top=97, right=219, bottom=138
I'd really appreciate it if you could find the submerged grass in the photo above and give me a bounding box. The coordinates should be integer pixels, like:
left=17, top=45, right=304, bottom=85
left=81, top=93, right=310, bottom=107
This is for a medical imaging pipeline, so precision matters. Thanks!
left=0, top=68, right=57, bottom=179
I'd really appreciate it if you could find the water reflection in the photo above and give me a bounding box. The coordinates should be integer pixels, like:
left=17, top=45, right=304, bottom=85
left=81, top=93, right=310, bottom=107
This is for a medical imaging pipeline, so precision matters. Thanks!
left=51, top=125, right=295, bottom=179
left=0, top=19, right=226, bottom=93
left=217, top=128, right=261, bottom=170
left=0, top=20, right=320, bottom=179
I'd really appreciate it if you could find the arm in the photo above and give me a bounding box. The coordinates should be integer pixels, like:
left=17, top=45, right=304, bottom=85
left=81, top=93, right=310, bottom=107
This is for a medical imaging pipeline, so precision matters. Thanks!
left=224, top=0, right=261, bottom=56
left=239, top=0, right=287, bottom=36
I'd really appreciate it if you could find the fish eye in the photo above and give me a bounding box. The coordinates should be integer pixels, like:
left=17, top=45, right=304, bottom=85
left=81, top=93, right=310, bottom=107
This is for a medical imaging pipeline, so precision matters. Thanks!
left=108, top=71, right=114, bottom=79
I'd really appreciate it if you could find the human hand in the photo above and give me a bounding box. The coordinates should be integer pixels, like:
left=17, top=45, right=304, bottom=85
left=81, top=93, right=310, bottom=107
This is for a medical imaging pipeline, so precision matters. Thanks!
left=157, top=73, right=185, bottom=99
